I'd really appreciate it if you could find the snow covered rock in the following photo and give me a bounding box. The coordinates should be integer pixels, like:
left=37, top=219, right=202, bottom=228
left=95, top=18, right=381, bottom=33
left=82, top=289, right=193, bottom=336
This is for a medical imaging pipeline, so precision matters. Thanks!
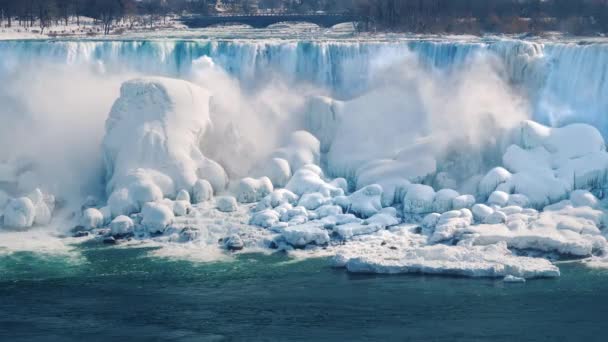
left=348, top=184, right=383, bottom=219
left=483, top=211, right=508, bottom=224
left=452, top=194, right=476, bottom=210
left=250, top=209, right=280, bottom=228
left=109, top=215, right=134, bottom=235
left=80, top=208, right=104, bottom=230
left=272, top=131, right=320, bottom=172
left=472, top=204, right=494, bottom=222
left=429, top=209, right=473, bottom=243
left=282, top=224, right=330, bottom=247
left=216, top=196, right=237, bottom=213
left=235, top=177, right=273, bottom=204
left=175, top=189, right=191, bottom=203
left=403, top=184, right=435, bottom=214
left=192, top=179, right=213, bottom=203
left=3, top=197, right=36, bottom=229
left=285, top=168, right=342, bottom=197
left=251, top=158, right=292, bottom=188
left=433, top=189, right=459, bottom=213
left=478, top=167, right=512, bottom=199
left=224, top=234, right=245, bottom=251
left=298, top=192, right=330, bottom=211
left=269, top=189, right=299, bottom=208
left=507, top=194, right=530, bottom=207
left=141, top=202, right=174, bottom=233
left=570, top=190, right=599, bottom=208
left=488, top=191, right=510, bottom=207
left=173, top=200, right=191, bottom=217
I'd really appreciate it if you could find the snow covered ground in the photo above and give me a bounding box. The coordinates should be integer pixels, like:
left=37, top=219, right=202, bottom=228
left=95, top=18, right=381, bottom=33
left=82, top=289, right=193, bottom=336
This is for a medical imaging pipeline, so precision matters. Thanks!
left=2, top=35, right=608, bottom=281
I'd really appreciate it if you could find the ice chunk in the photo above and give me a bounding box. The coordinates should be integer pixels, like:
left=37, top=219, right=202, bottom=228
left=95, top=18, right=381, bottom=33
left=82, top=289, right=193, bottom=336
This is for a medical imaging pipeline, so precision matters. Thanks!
left=251, top=158, right=291, bottom=188
left=315, top=205, right=343, bottom=219
left=282, top=224, right=330, bottom=247
left=269, top=189, right=299, bottom=208
left=483, top=211, right=507, bottom=224
left=285, top=168, right=341, bottom=197
left=422, top=213, right=441, bottom=229
left=3, top=197, right=36, bottom=229
left=348, top=184, right=383, bottom=219
left=403, top=184, right=435, bottom=214
left=141, top=202, right=174, bottom=233
left=488, top=191, right=510, bottom=207
left=192, top=179, right=213, bottom=204
left=109, top=215, right=134, bottom=235
left=235, top=177, right=273, bottom=204
left=507, top=194, right=530, bottom=207
left=340, top=243, right=560, bottom=279
left=80, top=208, right=104, bottom=230
left=250, top=209, right=280, bottom=228
left=429, top=210, right=472, bottom=243
left=216, top=196, right=237, bottom=213
left=452, top=194, right=475, bottom=210
left=298, top=192, right=330, bottom=210
left=472, top=204, right=494, bottom=222
left=272, top=131, right=320, bottom=172
left=570, top=190, right=599, bottom=208
left=433, top=189, right=459, bottom=213
left=173, top=200, right=191, bottom=217
left=503, top=275, right=526, bottom=283
left=175, top=189, right=190, bottom=203
left=478, top=167, right=512, bottom=199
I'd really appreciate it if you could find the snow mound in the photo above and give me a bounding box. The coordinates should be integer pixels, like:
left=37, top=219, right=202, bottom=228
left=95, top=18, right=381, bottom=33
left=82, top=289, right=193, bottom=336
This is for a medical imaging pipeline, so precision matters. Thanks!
left=235, top=177, right=273, bottom=204
left=103, top=77, right=226, bottom=217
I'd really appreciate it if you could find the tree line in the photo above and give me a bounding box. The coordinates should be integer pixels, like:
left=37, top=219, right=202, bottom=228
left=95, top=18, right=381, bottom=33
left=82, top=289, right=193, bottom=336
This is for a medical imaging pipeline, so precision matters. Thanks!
left=1, top=0, right=608, bottom=35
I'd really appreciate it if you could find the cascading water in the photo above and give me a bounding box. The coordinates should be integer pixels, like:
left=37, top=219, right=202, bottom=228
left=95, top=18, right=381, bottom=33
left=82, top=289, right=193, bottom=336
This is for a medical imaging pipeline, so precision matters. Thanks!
left=1, top=38, right=607, bottom=135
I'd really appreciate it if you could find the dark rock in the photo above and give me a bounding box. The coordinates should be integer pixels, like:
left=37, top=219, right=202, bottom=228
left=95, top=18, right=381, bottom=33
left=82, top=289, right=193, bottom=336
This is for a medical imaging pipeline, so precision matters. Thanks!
left=103, top=237, right=117, bottom=245
left=73, top=231, right=90, bottom=238
left=224, top=234, right=244, bottom=251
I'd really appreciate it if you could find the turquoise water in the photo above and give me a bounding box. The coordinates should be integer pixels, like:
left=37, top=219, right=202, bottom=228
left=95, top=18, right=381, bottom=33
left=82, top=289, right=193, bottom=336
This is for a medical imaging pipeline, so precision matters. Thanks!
left=1, top=243, right=608, bottom=341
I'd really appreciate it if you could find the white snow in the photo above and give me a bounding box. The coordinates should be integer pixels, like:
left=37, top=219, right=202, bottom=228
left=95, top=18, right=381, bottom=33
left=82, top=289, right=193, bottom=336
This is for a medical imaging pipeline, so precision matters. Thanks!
left=109, top=215, right=135, bottom=235
left=192, top=179, right=214, bottom=204
left=141, top=202, right=174, bottom=233
left=216, top=196, right=238, bottom=213
left=403, top=184, right=435, bottom=214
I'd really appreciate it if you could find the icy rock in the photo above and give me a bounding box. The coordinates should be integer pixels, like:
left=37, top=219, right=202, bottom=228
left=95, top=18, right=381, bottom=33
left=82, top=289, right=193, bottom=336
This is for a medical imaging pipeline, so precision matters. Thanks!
left=285, top=168, right=341, bottom=197
left=108, top=188, right=138, bottom=217
left=272, top=131, right=320, bottom=172
left=175, top=189, right=191, bottom=202
left=196, top=159, right=228, bottom=194
left=507, top=194, right=530, bottom=207
left=430, top=210, right=473, bottom=243
left=236, top=177, right=274, bottom=204
left=479, top=167, right=512, bottom=199
left=216, top=196, right=237, bottom=213
left=141, top=202, right=174, bottom=233
left=472, top=204, right=494, bottom=222
left=433, top=189, right=459, bottom=213
left=250, top=209, right=280, bottom=228
left=224, top=234, right=244, bottom=251
left=570, top=190, right=599, bottom=208
left=192, top=179, right=213, bottom=203
left=269, top=189, right=299, bottom=208
left=315, top=205, right=343, bottom=219
left=281, top=206, right=309, bottom=222
left=3, top=197, right=36, bottom=229
left=365, top=210, right=400, bottom=228
left=109, top=215, right=134, bottom=235
left=251, top=157, right=291, bottom=188
left=488, top=191, right=510, bottom=207
left=298, top=192, right=330, bottom=211
left=340, top=243, right=560, bottom=279
left=282, top=224, right=330, bottom=247
left=422, top=213, right=441, bottom=229
left=173, top=200, right=191, bottom=217
left=452, top=194, right=475, bottom=210
left=403, top=184, right=435, bottom=214
left=484, top=211, right=508, bottom=224
left=80, top=208, right=104, bottom=230
left=333, top=222, right=384, bottom=240
left=348, top=184, right=383, bottom=219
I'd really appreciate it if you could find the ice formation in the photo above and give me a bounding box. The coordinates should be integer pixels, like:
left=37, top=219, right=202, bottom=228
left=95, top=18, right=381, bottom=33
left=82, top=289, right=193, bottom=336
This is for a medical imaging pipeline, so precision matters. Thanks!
left=4, top=37, right=608, bottom=280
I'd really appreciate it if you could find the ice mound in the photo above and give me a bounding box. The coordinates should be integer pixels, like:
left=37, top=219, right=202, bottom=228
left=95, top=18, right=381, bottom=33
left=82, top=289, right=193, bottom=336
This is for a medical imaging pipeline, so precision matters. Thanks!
left=271, top=131, right=320, bottom=173
left=481, top=121, right=608, bottom=208
left=235, top=177, right=273, bottom=204
left=102, top=77, right=227, bottom=217
left=337, top=242, right=559, bottom=279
